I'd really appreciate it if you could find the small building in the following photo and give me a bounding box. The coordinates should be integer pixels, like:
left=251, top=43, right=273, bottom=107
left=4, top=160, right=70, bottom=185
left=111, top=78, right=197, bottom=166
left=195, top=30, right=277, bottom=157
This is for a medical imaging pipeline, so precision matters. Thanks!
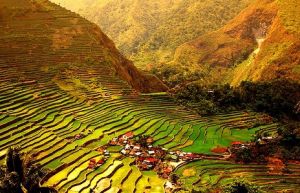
left=165, top=181, right=174, bottom=189
left=121, top=131, right=134, bottom=140
left=121, top=149, right=128, bottom=155
left=97, top=159, right=105, bottom=165
left=139, top=163, right=150, bottom=170
left=74, top=134, right=82, bottom=140
left=178, top=152, right=186, bottom=157
left=112, top=137, right=118, bottom=141
left=88, top=163, right=95, bottom=169
left=136, top=157, right=145, bottom=163
left=129, top=150, right=136, bottom=156
left=125, top=144, right=131, bottom=150
left=104, top=150, right=110, bottom=156
left=262, top=136, right=273, bottom=140
left=231, top=141, right=243, bottom=147
left=88, top=159, right=97, bottom=169
left=97, top=147, right=105, bottom=155
left=184, top=153, right=198, bottom=161
left=144, top=157, right=158, bottom=164
left=90, top=159, right=96, bottom=163
left=109, top=138, right=118, bottom=145
left=146, top=137, right=154, bottom=144
left=133, top=145, right=141, bottom=150
left=164, top=166, right=173, bottom=174
left=148, top=150, right=155, bottom=155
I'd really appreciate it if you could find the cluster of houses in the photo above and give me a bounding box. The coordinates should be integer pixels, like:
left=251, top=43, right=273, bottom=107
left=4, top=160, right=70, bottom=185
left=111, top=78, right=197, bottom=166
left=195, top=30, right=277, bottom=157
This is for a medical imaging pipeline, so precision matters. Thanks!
left=230, top=141, right=249, bottom=149
left=88, top=158, right=106, bottom=169
left=154, top=161, right=174, bottom=179
left=96, top=147, right=111, bottom=157
left=109, top=131, right=201, bottom=179
left=230, top=136, right=275, bottom=152
left=86, top=148, right=110, bottom=170
left=74, top=132, right=85, bottom=140
left=74, top=130, right=93, bottom=140
left=257, top=136, right=274, bottom=145
left=169, top=151, right=201, bottom=161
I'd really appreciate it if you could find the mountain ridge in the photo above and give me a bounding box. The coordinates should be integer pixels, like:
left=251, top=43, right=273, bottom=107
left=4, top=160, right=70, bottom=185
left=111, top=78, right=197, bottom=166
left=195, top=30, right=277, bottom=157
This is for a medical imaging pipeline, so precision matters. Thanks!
left=0, top=0, right=167, bottom=93
left=162, top=0, right=300, bottom=86
left=50, top=0, right=252, bottom=69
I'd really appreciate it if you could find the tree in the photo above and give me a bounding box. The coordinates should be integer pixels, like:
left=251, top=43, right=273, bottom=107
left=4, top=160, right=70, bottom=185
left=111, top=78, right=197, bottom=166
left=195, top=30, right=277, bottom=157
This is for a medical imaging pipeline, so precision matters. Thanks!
left=0, top=172, right=23, bottom=193
left=0, top=147, right=58, bottom=193
left=169, top=173, right=180, bottom=184
left=137, top=135, right=149, bottom=148
left=222, top=179, right=263, bottom=193
left=234, top=148, right=253, bottom=163
left=6, top=147, right=23, bottom=180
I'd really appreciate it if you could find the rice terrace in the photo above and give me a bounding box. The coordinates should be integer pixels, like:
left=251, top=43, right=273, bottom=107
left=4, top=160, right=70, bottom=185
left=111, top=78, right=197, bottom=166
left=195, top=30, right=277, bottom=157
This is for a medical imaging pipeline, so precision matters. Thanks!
left=0, top=0, right=299, bottom=193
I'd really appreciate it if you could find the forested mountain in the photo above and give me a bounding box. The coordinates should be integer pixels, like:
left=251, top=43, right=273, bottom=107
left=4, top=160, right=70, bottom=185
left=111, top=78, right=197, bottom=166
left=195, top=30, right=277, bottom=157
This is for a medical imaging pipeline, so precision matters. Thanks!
left=50, top=0, right=252, bottom=68
left=158, top=0, right=300, bottom=86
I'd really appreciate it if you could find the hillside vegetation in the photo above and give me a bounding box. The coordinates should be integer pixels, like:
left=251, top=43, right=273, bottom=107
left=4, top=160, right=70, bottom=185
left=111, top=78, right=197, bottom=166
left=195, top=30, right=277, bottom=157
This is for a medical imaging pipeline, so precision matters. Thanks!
left=158, top=0, right=300, bottom=86
left=50, top=0, right=252, bottom=69
left=0, top=0, right=167, bottom=93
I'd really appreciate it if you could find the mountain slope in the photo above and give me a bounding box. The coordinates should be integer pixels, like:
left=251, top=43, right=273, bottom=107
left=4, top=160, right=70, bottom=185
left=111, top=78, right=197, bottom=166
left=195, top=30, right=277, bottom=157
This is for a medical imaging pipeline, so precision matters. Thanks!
left=170, top=0, right=300, bottom=86
left=1, top=1, right=300, bottom=192
left=0, top=0, right=167, bottom=93
left=50, top=0, right=252, bottom=69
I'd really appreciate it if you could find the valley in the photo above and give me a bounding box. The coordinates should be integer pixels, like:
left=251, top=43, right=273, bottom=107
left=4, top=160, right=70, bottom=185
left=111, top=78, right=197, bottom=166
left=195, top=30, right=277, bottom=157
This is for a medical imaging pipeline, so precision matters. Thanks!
left=0, top=0, right=299, bottom=192
left=50, top=0, right=252, bottom=69
left=2, top=50, right=298, bottom=192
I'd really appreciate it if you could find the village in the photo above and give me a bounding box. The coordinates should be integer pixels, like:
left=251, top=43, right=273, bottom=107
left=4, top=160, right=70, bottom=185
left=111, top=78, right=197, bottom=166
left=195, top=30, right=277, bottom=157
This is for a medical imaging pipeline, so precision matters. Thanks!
left=72, top=131, right=204, bottom=189
left=72, top=130, right=277, bottom=191
left=108, top=131, right=202, bottom=178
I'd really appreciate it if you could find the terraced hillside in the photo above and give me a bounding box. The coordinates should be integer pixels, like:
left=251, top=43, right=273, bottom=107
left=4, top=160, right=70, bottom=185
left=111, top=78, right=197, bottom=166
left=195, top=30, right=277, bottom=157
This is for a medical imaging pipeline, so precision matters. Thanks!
left=0, top=0, right=299, bottom=192
left=176, top=160, right=300, bottom=192
left=0, top=0, right=167, bottom=93
left=0, top=66, right=282, bottom=192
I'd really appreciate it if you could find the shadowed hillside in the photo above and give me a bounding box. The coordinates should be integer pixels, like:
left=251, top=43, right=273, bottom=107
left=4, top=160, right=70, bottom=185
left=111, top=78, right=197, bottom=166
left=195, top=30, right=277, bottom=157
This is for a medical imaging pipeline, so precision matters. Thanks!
left=50, top=0, right=252, bottom=69
left=165, top=0, right=300, bottom=86
left=0, top=0, right=167, bottom=93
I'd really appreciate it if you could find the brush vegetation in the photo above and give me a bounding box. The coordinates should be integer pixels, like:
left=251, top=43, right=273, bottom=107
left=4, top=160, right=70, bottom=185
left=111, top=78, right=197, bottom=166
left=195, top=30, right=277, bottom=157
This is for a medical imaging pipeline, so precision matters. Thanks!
left=50, top=0, right=252, bottom=69
left=154, top=0, right=300, bottom=87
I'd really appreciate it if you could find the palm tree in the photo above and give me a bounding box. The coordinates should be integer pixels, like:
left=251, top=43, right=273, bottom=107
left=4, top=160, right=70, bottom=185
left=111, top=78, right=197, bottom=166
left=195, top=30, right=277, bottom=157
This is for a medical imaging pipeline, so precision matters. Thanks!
left=0, top=147, right=57, bottom=193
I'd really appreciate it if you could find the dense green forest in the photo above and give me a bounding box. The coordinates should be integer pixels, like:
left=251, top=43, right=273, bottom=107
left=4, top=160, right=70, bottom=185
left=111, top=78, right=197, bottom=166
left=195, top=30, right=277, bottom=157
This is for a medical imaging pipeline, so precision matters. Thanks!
left=174, top=79, right=300, bottom=120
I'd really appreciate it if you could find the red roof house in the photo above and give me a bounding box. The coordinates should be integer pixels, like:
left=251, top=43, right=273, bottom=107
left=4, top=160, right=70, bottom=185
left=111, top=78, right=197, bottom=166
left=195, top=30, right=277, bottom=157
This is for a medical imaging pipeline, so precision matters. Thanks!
left=231, top=141, right=242, bottom=145
left=88, top=164, right=95, bottom=169
left=97, top=159, right=105, bottom=165
left=90, top=159, right=96, bottom=163
left=125, top=131, right=134, bottom=138
left=121, top=131, right=134, bottom=140
left=144, top=157, right=158, bottom=164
